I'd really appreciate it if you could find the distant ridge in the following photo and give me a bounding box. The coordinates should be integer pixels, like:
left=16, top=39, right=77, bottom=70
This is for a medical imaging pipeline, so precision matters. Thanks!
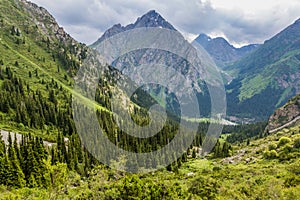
left=194, top=33, right=259, bottom=68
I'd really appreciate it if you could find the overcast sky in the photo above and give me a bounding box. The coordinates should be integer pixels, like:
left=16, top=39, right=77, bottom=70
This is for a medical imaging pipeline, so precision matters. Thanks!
left=30, top=0, right=300, bottom=47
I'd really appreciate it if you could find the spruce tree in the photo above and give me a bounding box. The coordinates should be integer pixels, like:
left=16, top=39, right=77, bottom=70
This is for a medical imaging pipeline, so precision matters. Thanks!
left=0, top=135, right=9, bottom=185
left=7, top=141, right=26, bottom=188
left=213, top=140, right=221, bottom=158
left=222, top=142, right=230, bottom=158
left=25, top=140, right=40, bottom=187
left=13, top=133, right=22, bottom=165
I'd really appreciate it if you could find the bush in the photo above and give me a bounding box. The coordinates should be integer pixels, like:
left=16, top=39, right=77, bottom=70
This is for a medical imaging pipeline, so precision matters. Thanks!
left=278, top=137, right=291, bottom=147
left=288, top=160, right=300, bottom=175
left=284, top=174, right=300, bottom=187
left=282, top=144, right=293, bottom=153
left=189, top=177, right=219, bottom=199
left=293, top=138, right=300, bottom=148
left=17, top=123, right=25, bottom=130
left=268, top=143, right=277, bottom=151
left=264, top=150, right=278, bottom=159
left=213, top=166, right=222, bottom=172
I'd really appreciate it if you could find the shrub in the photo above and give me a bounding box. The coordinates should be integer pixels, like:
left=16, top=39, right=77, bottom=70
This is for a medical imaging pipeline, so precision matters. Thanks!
left=268, top=143, right=277, bottom=151
left=288, top=160, right=300, bottom=175
left=282, top=144, right=293, bottom=153
left=189, top=176, right=219, bottom=199
left=213, top=166, right=222, bottom=172
left=293, top=138, right=300, bottom=148
left=278, top=137, right=291, bottom=147
left=17, top=123, right=25, bottom=130
left=284, top=174, right=300, bottom=187
left=264, top=150, right=278, bottom=159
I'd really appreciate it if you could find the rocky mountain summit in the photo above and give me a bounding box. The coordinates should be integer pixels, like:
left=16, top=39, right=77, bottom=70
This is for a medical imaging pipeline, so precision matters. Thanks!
left=91, top=10, right=176, bottom=47
left=20, top=0, right=87, bottom=59
left=91, top=10, right=226, bottom=117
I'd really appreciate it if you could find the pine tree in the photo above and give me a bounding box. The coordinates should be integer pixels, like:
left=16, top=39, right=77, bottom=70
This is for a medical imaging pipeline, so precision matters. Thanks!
left=213, top=140, right=221, bottom=158
left=0, top=67, right=3, bottom=80
left=20, top=134, right=28, bottom=173
left=28, top=173, right=38, bottom=188
left=192, top=149, right=197, bottom=158
left=222, top=142, right=230, bottom=158
left=16, top=28, right=20, bottom=36
left=24, top=139, right=40, bottom=187
left=8, top=132, right=14, bottom=159
left=84, top=151, right=91, bottom=176
left=0, top=155, right=10, bottom=186
left=13, top=133, right=22, bottom=167
left=57, top=132, right=68, bottom=163
left=51, top=147, right=58, bottom=165
left=11, top=25, right=16, bottom=35
left=7, top=138, right=26, bottom=188
left=0, top=135, right=9, bottom=185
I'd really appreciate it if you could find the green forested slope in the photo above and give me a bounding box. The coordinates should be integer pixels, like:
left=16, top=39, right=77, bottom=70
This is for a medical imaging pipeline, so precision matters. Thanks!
left=0, top=0, right=84, bottom=136
left=1, top=99, right=300, bottom=199
left=0, top=0, right=300, bottom=199
left=0, top=0, right=208, bottom=190
left=226, top=18, right=300, bottom=120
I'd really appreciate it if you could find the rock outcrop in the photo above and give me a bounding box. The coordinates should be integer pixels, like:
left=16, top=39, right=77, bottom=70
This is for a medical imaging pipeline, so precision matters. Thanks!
left=267, top=94, right=300, bottom=132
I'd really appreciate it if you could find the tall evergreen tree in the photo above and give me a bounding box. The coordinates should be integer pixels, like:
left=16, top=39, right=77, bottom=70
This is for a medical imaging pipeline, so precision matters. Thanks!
left=7, top=138, right=26, bottom=188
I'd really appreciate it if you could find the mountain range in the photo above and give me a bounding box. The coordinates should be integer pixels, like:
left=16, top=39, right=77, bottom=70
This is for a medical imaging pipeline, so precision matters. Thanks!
left=0, top=0, right=199, bottom=174
left=194, top=33, right=259, bottom=68
left=1, top=1, right=300, bottom=198
left=91, top=10, right=227, bottom=118
left=0, top=0, right=299, bottom=123
left=92, top=10, right=300, bottom=122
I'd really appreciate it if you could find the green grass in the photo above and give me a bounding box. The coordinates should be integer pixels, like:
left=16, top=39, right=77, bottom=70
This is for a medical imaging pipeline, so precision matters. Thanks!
left=239, top=74, right=270, bottom=101
left=237, top=45, right=300, bottom=102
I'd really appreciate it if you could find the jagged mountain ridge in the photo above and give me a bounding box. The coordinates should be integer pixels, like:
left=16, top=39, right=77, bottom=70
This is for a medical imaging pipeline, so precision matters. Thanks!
left=91, top=10, right=227, bottom=117
left=92, top=10, right=300, bottom=121
left=194, top=33, right=259, bottom=68
left=91, top=10, right=176, bottom=47
left=20, top=0, right=78, bottom=47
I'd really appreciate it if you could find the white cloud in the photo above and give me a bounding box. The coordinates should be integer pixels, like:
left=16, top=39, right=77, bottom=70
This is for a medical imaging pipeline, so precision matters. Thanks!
left=30, top=0, right=300, bottom=46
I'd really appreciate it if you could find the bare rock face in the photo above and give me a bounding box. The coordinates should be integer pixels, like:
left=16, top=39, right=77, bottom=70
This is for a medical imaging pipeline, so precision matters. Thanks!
left=91, top=10, right=176, bottom=47
left=20, top=0, right=69, bottom=41
left=19, top=0, right=87, bottom=61
left=267, top=95, right=300, bottom=131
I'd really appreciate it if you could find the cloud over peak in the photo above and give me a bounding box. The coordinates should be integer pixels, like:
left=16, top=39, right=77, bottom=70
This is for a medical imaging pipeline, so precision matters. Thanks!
left=31, top=0, right=300, bottom=46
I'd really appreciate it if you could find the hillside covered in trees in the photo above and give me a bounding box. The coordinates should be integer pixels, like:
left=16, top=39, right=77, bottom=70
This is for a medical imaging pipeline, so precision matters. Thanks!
left=0, top=0, right=300, bottom=199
